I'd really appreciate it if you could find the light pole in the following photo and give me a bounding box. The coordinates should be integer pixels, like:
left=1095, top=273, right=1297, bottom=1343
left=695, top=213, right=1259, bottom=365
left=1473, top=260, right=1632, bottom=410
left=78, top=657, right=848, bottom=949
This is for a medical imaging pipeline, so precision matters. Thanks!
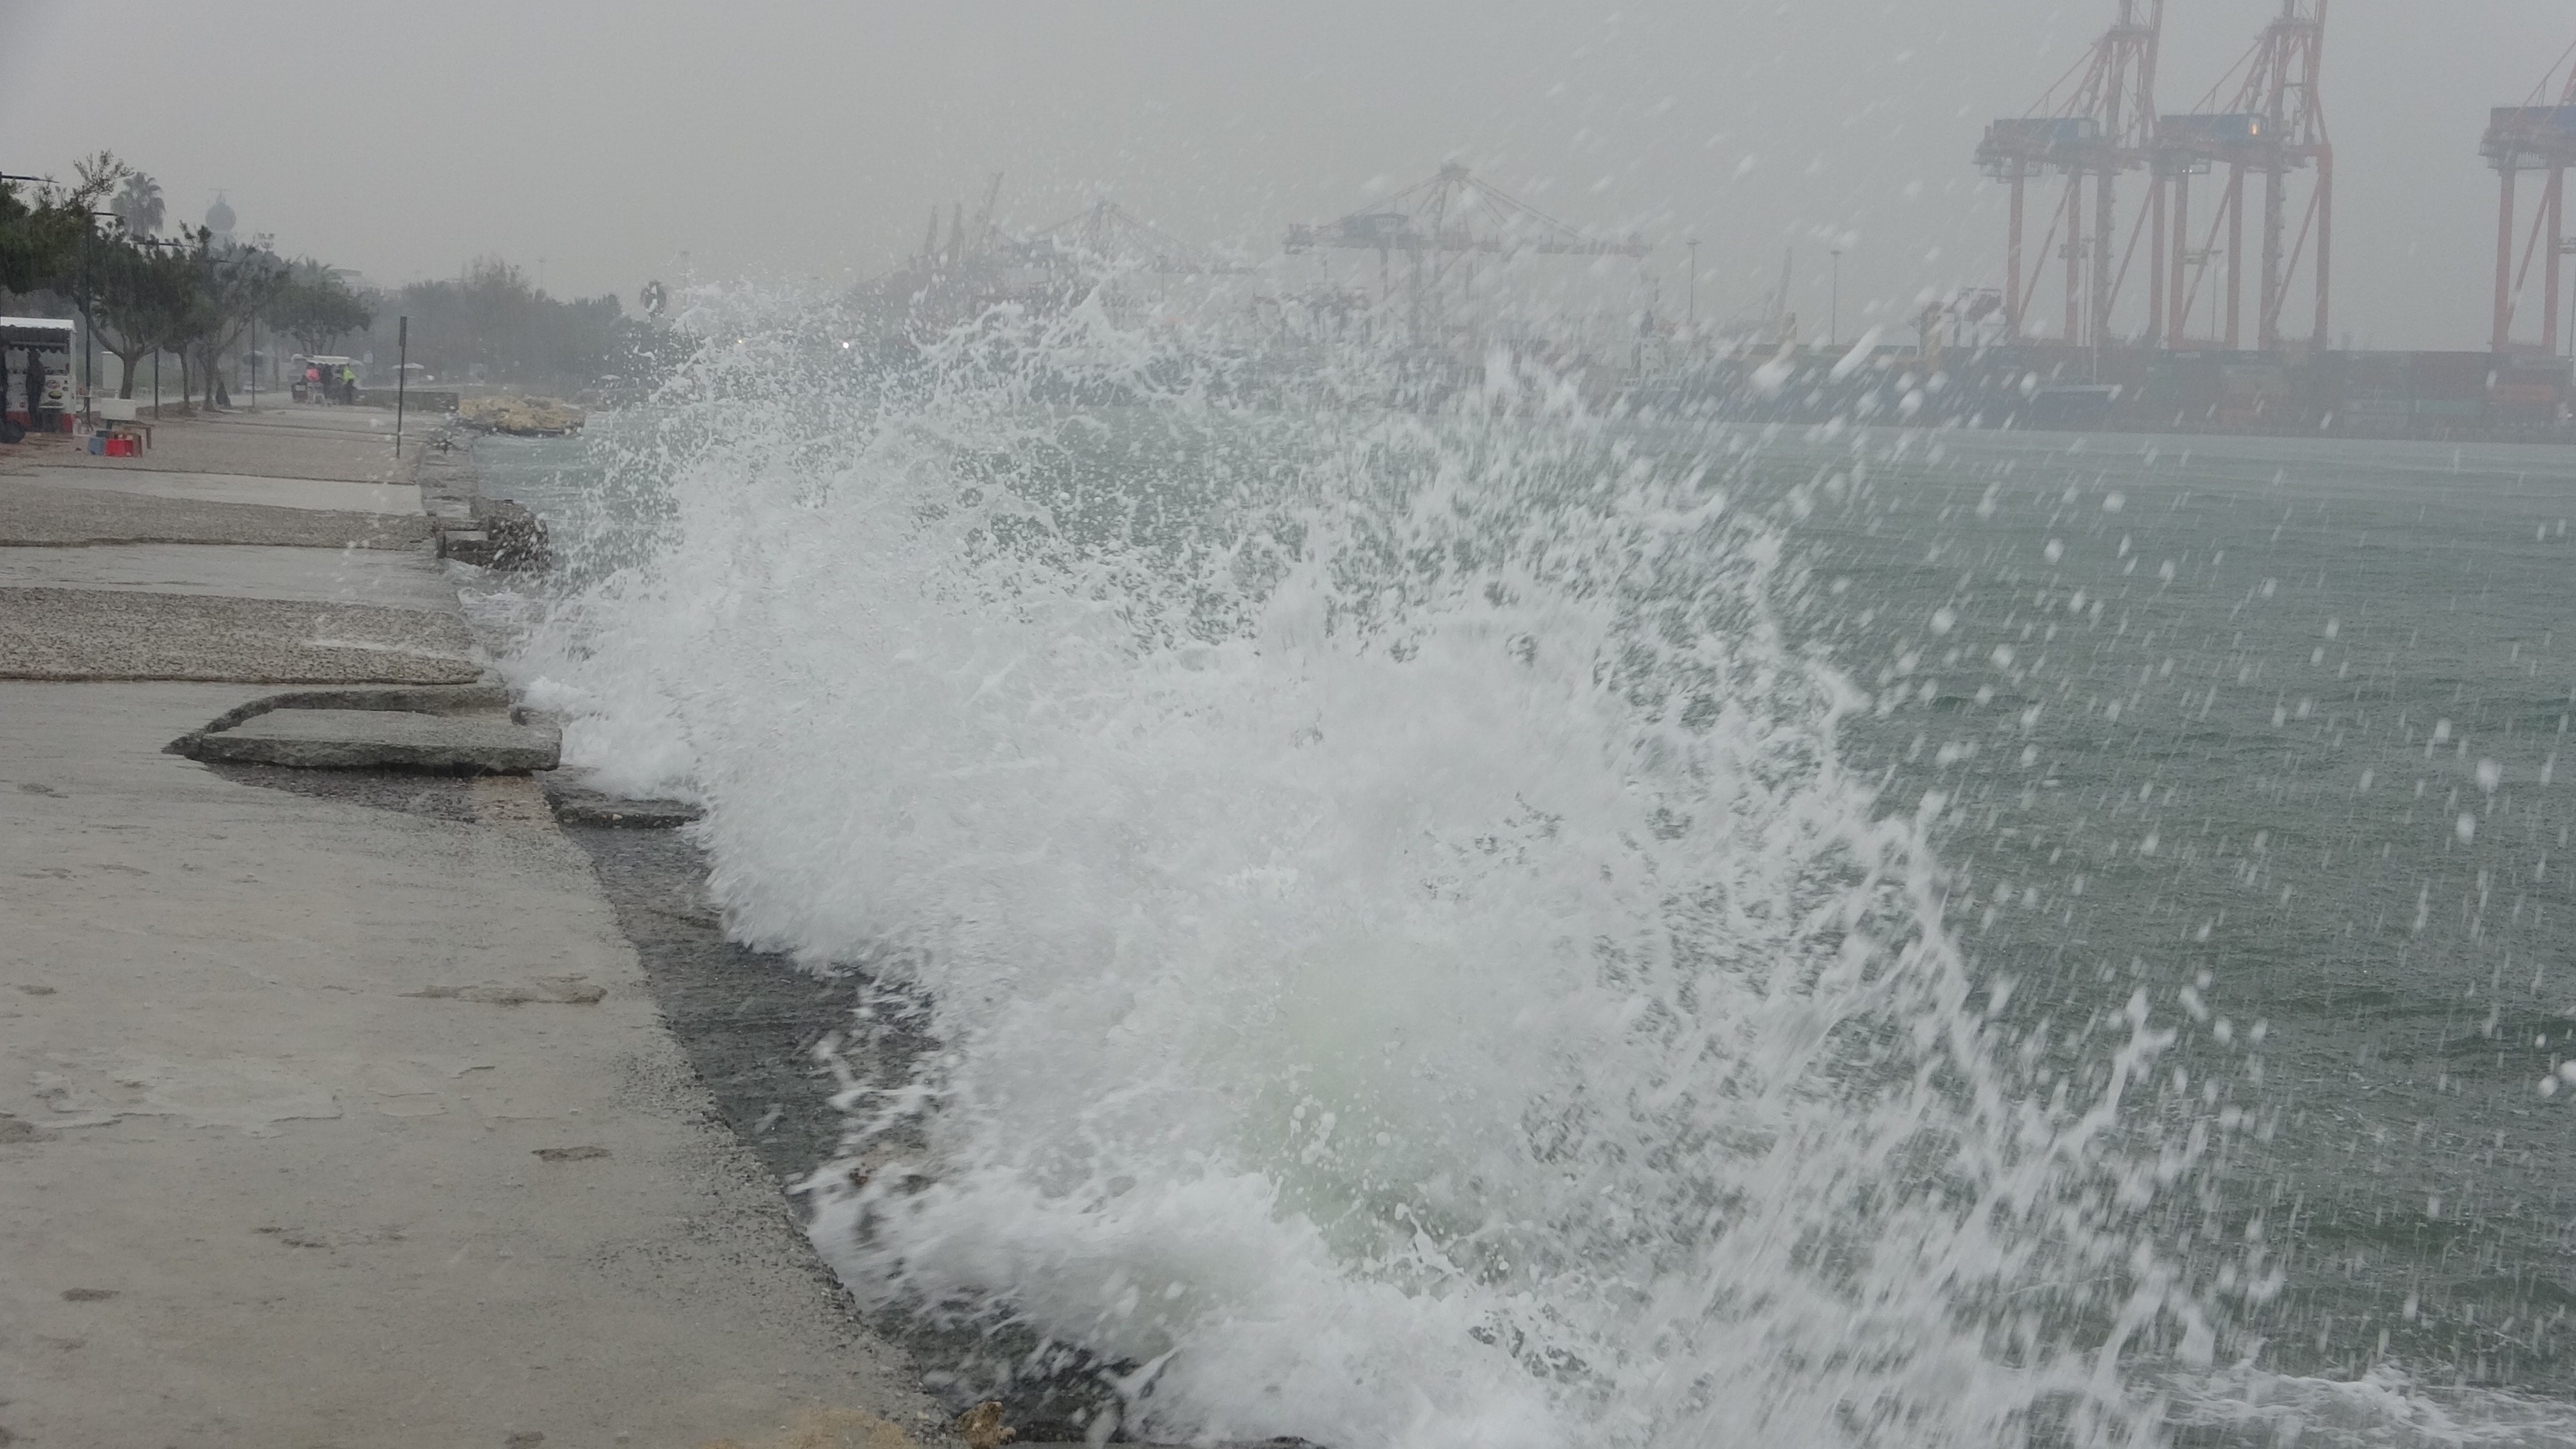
left=123, top=233, right=192, bottom=419
left=1829, top=248, right=1843, bottom=347
left=84, top=210, right=115, bottom=414
left=394, top=316, right=408, bottom=457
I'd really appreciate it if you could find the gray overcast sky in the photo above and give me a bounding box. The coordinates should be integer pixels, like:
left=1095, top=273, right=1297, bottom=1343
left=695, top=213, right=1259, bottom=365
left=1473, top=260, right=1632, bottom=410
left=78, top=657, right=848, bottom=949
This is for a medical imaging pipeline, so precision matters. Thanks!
left=3, top=1, right=2567, bottom=349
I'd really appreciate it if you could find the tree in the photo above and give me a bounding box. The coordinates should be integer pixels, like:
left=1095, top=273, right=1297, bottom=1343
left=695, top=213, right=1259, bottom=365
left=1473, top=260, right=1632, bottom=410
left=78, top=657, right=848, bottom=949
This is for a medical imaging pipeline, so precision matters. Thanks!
left=262, top=260, right=374, bottom=358
left=85, top=236, right=200, bottom=400
left=10, top=152, right=380, bottom=407
left=109, top=172, right=162, bottom=239
left=2, top=154, right=201, bottom=402
left=372, top=255, right=635, bottom=392
left=1, top=154, right=197, bottom=403
left=0, top=152, right=119, bottom=299
left=172, top=235, right=288, bottom=407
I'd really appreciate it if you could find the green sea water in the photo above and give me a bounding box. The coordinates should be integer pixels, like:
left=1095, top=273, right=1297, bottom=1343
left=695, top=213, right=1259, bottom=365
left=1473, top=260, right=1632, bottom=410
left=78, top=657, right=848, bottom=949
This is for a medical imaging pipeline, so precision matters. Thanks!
left=1750, top=427, right=2576, bottom=1399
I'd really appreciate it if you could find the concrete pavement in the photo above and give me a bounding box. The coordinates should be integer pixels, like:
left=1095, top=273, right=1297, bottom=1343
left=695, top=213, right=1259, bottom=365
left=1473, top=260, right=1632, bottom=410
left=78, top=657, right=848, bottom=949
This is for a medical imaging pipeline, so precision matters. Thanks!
left=0, top=543, right=459, bottom=610
left=0, top=412, right=954, bottom=1449
left=9, top=463, right=424, bottom=515
left=0, top=480, right=431, bottom=549
left=0, top=586, right=482, bottom=683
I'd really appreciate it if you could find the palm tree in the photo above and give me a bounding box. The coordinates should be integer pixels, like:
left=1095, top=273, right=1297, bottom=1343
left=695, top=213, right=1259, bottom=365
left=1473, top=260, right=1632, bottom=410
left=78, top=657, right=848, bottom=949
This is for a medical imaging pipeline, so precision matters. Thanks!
left=111, top=172, right=164, bottom=238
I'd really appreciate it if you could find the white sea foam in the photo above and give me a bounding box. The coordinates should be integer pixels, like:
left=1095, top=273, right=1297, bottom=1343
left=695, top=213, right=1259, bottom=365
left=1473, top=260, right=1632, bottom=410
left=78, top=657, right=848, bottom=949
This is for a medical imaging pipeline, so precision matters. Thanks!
left=502, top=288, right=2548, bottom=1448
left=2161, top=1366, right=2576, bottom=1448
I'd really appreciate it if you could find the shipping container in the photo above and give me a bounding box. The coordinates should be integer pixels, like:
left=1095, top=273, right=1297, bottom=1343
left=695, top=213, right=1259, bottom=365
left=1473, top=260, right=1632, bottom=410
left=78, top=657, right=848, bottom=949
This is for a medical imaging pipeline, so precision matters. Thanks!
left=2412, top=352, right=2494, bottom=400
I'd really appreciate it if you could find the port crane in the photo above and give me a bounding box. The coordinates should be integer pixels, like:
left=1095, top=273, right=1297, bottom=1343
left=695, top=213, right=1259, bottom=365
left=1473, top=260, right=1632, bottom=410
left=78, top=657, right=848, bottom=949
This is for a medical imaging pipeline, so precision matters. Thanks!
left=2159, top=0, right=2332, bottom=352
left=2484, top=39, right=2576, bottom=354
left=1975, top=0, right=2163, bottom=346
left=1284, top=164, right=1650, bottom=340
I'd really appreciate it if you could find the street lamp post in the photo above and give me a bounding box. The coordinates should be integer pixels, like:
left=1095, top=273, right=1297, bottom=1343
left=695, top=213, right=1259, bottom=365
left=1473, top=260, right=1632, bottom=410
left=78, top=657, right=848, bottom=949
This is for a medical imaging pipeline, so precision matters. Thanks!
left=394, top=316, right=408, bottom=457
left=86, top=211, right=115, bottom=413
left=125, top=233, right=192, bottom=419
left=247, top=236, right=276, bottom=409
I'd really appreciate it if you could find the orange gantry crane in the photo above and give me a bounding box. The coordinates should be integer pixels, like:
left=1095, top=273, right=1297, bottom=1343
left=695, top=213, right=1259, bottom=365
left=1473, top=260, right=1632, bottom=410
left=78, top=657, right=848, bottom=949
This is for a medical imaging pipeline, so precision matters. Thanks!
left=1975, top=0, right=2163, bottom=347
left=1976, top=1, right=2334, bottom=355
left=2158, top=0, right=2332, bottom=353
left=2484, top=40, right=2576, bottom=354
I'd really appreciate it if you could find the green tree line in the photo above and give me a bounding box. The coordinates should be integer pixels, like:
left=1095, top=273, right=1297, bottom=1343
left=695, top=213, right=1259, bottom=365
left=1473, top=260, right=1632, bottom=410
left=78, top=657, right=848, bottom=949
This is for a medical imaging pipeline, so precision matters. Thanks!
left=7, top=153, right=663, bottom=406
left=1, top=153, right=374, bottom=404
left=359, top=257, right=655, bottom=397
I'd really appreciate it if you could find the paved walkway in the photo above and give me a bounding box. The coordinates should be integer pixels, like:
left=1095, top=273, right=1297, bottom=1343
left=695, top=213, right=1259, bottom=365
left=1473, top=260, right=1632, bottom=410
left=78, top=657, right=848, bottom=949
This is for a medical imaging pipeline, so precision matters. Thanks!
left=0, top=413, right=949, bottom=1449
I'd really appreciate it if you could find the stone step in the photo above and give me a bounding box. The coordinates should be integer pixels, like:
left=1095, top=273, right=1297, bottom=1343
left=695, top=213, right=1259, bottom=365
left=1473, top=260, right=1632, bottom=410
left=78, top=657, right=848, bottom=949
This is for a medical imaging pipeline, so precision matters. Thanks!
left=186, top=706, right=560, bottom=773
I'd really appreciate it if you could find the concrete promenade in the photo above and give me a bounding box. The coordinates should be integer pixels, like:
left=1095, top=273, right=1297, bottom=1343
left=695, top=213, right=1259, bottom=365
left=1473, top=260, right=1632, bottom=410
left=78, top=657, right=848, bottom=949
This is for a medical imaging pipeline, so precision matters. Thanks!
left=0, top=410, right=950, bottom=1449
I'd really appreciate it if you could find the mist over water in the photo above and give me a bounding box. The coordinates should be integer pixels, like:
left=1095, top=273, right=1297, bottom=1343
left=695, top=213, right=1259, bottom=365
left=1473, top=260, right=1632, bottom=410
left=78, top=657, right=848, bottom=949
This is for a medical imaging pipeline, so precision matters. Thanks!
left=494, top=291, right=2576, bottom=1448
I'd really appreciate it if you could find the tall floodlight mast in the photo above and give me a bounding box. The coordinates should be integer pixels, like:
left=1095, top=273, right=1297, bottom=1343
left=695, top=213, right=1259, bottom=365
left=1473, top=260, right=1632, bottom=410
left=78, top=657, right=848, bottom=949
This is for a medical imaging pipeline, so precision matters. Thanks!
left=2160, top=1, right=2332, bottom=352
left=2483, top=40, right=2576, bottom=354
left=1974, top=0, right=2163, bottom=347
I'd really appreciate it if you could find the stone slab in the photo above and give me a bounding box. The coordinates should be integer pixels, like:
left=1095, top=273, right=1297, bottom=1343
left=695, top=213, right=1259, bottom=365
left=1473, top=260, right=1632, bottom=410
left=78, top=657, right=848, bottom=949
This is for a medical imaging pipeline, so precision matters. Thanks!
left=0, top=587, right=480, bottom=684
left=0, top=681, right=951, bottom=1449
left=0, top=482, right=432, bottom=549
left=191, top=707, right=561, bottom=773
left=0, top=542, right=455, bottom=610
left=5, top=466, right=422, bottom=515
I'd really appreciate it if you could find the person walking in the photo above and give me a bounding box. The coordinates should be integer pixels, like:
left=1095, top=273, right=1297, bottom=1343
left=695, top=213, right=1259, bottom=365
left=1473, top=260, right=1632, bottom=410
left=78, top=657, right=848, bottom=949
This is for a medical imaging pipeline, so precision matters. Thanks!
left=1, top=347, right=25, bottom=443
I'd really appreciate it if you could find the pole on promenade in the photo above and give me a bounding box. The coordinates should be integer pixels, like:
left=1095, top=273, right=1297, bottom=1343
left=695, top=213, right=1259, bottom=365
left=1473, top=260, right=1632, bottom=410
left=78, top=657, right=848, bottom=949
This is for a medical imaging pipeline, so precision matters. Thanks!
left=80, top=209, right=114, bottom=419
left=394, top=316, right=408, bottom=457
left=80, top=223, right=90, bottom=415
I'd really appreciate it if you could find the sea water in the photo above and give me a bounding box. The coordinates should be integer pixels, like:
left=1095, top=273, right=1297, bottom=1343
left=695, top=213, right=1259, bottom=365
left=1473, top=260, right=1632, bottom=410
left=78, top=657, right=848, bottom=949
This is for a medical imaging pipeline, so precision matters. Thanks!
left=490, top=301, right=2576, bottom=1448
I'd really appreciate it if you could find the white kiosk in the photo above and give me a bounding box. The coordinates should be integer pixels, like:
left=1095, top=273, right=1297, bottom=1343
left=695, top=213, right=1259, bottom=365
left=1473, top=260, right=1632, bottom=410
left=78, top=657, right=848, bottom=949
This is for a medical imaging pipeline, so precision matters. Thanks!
left=0, top=316, right=76, bottom=438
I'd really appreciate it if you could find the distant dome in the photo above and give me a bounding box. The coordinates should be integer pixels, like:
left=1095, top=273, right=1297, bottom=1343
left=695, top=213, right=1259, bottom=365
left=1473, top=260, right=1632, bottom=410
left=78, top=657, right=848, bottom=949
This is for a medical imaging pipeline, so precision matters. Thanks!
left=205, top=193, right=236, bottom=237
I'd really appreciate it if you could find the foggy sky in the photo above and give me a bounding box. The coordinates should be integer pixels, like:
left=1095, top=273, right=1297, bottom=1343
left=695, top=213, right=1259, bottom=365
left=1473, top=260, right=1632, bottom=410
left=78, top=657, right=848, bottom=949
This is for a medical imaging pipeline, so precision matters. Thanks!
left=2, top=1, right=2567, bottom=350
